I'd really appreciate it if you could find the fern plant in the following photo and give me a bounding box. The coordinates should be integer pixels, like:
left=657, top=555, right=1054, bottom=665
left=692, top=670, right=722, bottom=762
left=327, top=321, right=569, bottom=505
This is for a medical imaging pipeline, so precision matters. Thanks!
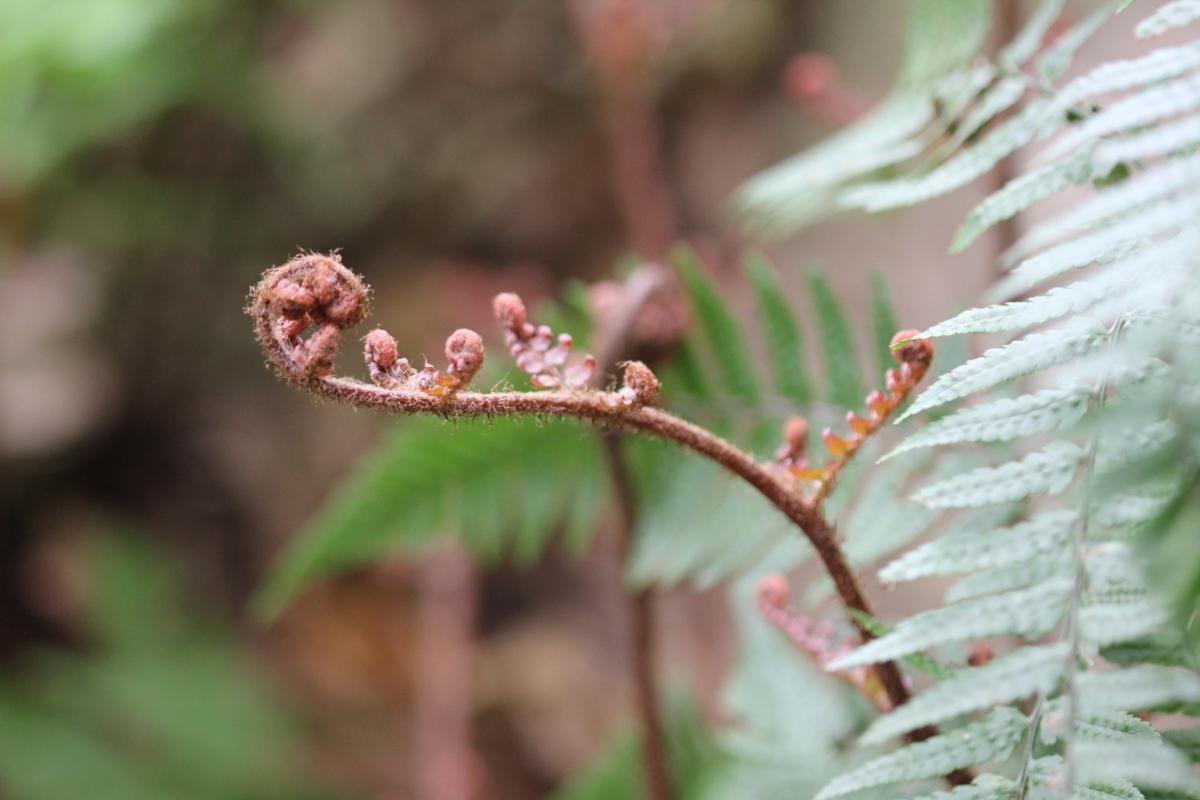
left=246, top=1, right=1200, bottom=798
left=737, top=1, right=1200, bottom=798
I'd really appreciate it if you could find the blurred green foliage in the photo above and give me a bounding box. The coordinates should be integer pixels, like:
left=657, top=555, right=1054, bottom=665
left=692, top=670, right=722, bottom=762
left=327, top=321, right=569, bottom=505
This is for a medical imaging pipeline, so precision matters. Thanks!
left=0, top=0, right=258, bottom=191
left=0, top=533, right=339, bottom=800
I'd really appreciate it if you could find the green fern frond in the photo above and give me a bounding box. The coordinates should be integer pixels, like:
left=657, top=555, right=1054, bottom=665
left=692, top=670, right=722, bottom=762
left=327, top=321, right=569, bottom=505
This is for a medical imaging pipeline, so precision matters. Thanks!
left=886, top=384, right=1092, bottom=459
left=673, top=246, right=761, bottom=403
left=860, top=644, right=1068, bottom=745
left=1137, top=0, right=1200, bottom=38
left=879, top=509, right=1077, bottom=583
left=911, top=442, right=1083, bottom=508
left=256, top=417, right=605, bottom=618
left=746, top=253, right=814, bottom=405
left=946, top=558, right=1072, bottom=603
left=870, top=268, right=900, bottom=377
left=808, top=271, right=864, bottom=408
left=900, top=322, right=1107, bottom=420
left=827, top=580, right=1072, bottom=670
left=1045, top=72, right=1200, bottom=161
left=1077, top=665, right=1200, bottom=714
left=814, top=708, right=1027, bottom=800
left=1075, top=741, right=1200, bottom=796
left=953, top=148, right=1094, bottom=252
left=1080, top=597, right=1170, bottom=647
left=920, top=264, right=1143, bottom=339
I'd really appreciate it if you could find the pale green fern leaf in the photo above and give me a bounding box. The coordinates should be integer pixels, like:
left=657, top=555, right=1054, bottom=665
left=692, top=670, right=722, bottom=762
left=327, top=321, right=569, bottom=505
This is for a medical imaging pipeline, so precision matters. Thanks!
left=892, top=774, right=1017, bottom=800
left=998, top=210, right=1199, bottom=302
left=1057, top=41, right=1200, bottom=107
left=886, top=384, right=1092, bottom=459
left=842, top=100, right=1059, bottom=212
left=1096, top=114, right=1200, bottom=168
left=1037, top=3, right=1116, bottom=81
left=1040, top=700, right=1160, bottom=745
left=1081, top=597, right=1171, bottom=647
left=1046, top=72, right=1200, bottom=161
left=1075, top=741, right=1200, bottom=796
left=1077, top=665, right=1200, bottom=713
left=937, top=76, right=1031, bottom=160
left=912, top=442, right=1084, bottom=508
left=900, top=320, right=1108, bottom=420
left=1069, top=780, right=1147, bottom=800
left=859, top=644, right=1068, bottom=745
left=1012, top=162, right=1200, bottom=257
left=999, top=0, right=1066, bottom=70
left=920, top=263, right=1141, bottom=339
left=947, top=558, right=1072, bottom=602
left=814, top=708, right=1027, bottom=800
left=879, top=509, right=1077, bottom=583
left=827, top=580, right=1071, bottom=669
left=1137, top=0, right=1200, bottom=38
left=954, top=148, right=1094, bottom=252
left=1162, top=727, right=1200, bottom=762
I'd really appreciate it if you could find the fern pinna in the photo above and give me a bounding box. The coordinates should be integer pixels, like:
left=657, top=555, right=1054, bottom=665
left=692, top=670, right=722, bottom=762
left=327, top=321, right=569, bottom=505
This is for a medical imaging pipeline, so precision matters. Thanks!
left=738, top=1, right=1200, bottom=798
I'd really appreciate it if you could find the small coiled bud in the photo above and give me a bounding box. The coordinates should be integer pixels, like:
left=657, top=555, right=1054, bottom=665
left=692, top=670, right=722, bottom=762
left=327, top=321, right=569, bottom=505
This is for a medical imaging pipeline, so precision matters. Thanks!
left=756, top=573, right=791, bottom=608
left=784, top=417, right=808, bottom=455
left=364, top=328, right=399, bottom=369
left=621, top=361, right=660, bottom=405
left=890, top=330, right=934, bottom=373
left=493, top=292, right=527, bottom=331
left=445, top=328, right=484, bottom=384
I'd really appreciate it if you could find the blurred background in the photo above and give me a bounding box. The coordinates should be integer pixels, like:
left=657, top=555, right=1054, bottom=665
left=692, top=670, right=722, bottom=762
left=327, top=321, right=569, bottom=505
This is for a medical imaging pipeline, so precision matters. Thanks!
left=0, top=1, right=1123, bottom=798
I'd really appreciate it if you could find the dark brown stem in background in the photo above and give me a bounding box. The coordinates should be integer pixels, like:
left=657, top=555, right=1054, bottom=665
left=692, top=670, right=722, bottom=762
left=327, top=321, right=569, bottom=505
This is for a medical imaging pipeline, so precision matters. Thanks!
left=589, top=266, right=678, bottom=800
left=413, top=548, right=479, bottom=800
left=556, top=3, right=681, bottom=789
left=605, top=435, right=672, bottom=800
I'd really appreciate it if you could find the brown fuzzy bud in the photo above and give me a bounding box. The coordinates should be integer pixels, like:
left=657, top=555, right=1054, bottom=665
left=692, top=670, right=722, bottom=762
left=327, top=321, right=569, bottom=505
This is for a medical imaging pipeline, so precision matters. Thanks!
left=621, top=361, right=660, bottom=405
left=364, top=328, right=399, bottom=369
left=890, top=329, right=934, bottom=371
left=445, top=328, right=484, bottom=382
left=493, top=292, right=527, bottom=332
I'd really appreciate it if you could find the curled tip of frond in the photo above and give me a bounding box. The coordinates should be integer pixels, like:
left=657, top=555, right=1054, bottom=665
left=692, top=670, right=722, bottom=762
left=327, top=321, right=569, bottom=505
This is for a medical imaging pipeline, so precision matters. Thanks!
left=445, top=328, right=485, bottom=383
left=360, top=325, right=483, bottom=397
left=492, top=292, right=527, bottom=330
left=493, top=291, right=597, bottom=390
left=785, top=416, right=809, bottom=451
left=248, top=252, right=370, bottom=383
left=890, top=329, right=934, bottom=373
left=756, top=573, right=791, bottom=608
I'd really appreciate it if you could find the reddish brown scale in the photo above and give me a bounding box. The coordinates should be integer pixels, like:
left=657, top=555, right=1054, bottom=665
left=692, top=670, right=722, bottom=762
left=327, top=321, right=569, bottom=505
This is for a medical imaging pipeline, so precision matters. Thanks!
left=866, top=390, right=889, bottom=417
left=823, top=429, right=850, bottom=457
left=847, top=412, right=872, bottom=435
